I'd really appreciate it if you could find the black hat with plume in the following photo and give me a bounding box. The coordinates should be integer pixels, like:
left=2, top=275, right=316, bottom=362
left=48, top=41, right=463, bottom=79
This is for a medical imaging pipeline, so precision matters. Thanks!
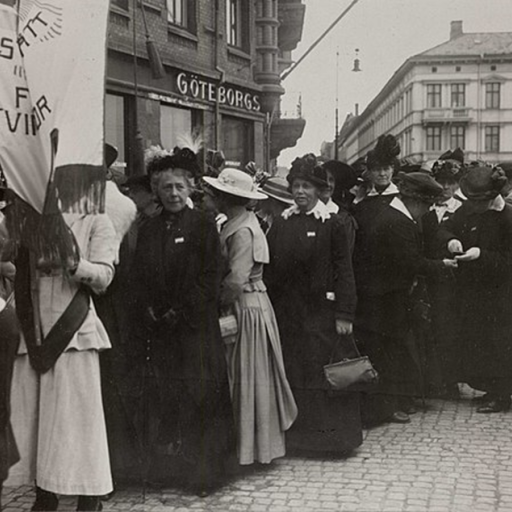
left=366, top=134, right=401, bottom=171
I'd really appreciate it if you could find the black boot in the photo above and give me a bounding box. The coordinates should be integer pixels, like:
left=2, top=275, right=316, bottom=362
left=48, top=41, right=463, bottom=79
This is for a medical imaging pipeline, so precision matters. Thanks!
left=31, top=487, right=59, bottom=511
left=76, top=496, right=103, bottom=511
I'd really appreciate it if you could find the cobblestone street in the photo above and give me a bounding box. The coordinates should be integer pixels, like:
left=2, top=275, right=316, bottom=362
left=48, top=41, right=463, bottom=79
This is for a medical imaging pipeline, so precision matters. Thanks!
left=4, top=385, right=512, bottom=512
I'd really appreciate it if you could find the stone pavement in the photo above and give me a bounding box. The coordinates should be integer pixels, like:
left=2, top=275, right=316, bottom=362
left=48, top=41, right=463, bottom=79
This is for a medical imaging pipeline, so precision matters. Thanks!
left=3, top=385, right=512, bottom=512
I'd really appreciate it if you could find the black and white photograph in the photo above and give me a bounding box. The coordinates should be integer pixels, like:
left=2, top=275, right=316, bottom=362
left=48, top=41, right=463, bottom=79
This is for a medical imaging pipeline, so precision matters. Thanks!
left=1, top=0, right=512, bottom=510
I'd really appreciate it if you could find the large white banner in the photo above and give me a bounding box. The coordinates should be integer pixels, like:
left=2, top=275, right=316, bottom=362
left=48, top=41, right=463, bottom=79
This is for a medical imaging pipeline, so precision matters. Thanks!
left=0, top=0, right=110, bottom=214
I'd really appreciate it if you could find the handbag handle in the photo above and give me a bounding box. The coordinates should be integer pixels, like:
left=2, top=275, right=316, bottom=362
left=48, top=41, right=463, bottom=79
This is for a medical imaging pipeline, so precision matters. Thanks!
left=328, top=332, right=362, bottom=365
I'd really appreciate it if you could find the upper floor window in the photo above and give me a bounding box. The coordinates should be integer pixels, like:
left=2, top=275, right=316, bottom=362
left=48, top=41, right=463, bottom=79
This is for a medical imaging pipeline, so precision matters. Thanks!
left=451, top=83, right=465, bottom=107
left=226, top=0, right=242, bottom=46
left=485, top=125, right=500, bottom=152
left=226, top=0, right=248, bottom=50
left=167, top=0, right=187, bottom=26
left=426, top=84, right=442, bottom=108
left=426, top=126, right=442, bottom=151
left=486, top=83, right=501, bottom=109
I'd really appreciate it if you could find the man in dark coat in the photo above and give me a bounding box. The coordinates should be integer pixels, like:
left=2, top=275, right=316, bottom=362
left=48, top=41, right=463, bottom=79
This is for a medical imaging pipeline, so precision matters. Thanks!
left=355, top=172, right=452, bottom=425
left=439, top=165, right=512, bottom=413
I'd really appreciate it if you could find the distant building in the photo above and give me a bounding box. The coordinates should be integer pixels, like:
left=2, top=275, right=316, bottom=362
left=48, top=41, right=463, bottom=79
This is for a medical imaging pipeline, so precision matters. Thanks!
left=106, top=0, right=306, bottom=174
left=337, top=21, right=512, bottom=165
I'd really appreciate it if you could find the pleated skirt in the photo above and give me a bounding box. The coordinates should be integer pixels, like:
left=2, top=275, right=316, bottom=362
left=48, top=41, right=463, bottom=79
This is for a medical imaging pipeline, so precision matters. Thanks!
left=226, top=290, right=297, bottom=465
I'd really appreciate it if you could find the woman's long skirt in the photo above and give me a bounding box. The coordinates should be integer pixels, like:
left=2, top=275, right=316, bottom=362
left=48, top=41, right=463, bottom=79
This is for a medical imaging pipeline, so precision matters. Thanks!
left=6, top=351, right=113, bottom=496
left=226, top=289, right=297, bottom=465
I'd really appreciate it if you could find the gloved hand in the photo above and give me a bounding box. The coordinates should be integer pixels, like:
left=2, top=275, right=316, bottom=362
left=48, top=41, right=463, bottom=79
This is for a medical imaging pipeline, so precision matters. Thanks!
left=335, top=319, right=353, bottom=336
left=447, top=239, right=464, bottom=255
left=442, top=258, right=458, bottom=269
left=455, top=247, right=481, bottom=262
left=161, top=308, right=179, bottom=328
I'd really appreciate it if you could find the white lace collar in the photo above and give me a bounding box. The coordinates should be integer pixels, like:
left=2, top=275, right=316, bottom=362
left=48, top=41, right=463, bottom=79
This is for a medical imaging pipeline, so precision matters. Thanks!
left=389, top=196, right=414, bottom=222
left=282, top=199, right=332, bottom=223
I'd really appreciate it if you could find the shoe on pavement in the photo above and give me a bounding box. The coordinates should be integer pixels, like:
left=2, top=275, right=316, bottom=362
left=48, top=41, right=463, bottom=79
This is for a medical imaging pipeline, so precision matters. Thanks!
left=477, top=398, right=511, bottom=414
left=388, top=411, right=411, bottom=424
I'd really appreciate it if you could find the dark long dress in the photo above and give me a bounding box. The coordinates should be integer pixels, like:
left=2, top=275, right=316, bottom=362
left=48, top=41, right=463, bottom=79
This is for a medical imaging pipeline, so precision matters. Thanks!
left=355, top=200, right=446, bottom=423
left=438, top=201, right=512, bottom=396
left=133, top=207, right=234, bottom=488
left=94, top=216, right=149, bottom=482
left=422, top=205, right=461, bottom=394
left=265, top=209, right=362, bottom=454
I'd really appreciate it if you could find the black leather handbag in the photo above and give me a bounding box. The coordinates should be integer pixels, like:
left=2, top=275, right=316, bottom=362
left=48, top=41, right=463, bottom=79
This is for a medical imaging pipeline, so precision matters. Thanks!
left=323, top=335, right=379, bottom=392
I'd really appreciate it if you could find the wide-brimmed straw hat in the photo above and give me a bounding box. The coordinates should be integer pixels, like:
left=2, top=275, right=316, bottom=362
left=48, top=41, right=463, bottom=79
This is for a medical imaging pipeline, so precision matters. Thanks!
left=261, top=177, right=294, bottom=205
left=203, top=168, right=267, bottom=200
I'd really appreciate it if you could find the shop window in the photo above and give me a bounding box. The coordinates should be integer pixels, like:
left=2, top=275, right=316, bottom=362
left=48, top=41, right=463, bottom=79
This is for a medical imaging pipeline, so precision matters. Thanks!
left=426, top=84, right=442, bottom=108
left=167, top=0, right=196, bottom=32
left=485, top=126, right=500, bottom=152
left=486, top=83, right=501, bottom=109
left=450, top=125, right=465, bottom=149
left=105, top=93, right=126, bottom=168
left=160, top=104, right=192, bottom=151
left=222, top=116, right=254, bottom=167
left=426, top=126, right=442, bottom=151
left=226, top=0, right=249, bottom=51
left=451, top=84, right=465, bottom=107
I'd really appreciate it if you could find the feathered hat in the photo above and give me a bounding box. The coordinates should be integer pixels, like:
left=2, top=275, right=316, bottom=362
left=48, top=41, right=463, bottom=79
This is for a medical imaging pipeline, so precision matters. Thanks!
left=366, top=134, right=401, bottom=171
left=432, top=148, right=465, bottom=183
left=286, top=154, right=328, bottom=189
left=145, top=133, right=203, bottom=178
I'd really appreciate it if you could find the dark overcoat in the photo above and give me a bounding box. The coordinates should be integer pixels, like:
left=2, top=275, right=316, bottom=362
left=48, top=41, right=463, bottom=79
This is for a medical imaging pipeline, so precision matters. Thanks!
left=133, top=207, right=234, bottom=474
left=265, top=211, right=362, bottom=453
left=438, top=202, right=512, bottom=393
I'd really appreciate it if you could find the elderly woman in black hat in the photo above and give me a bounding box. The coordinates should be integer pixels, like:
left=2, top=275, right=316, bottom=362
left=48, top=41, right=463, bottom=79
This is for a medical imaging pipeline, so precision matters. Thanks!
left=265, top=154, right=362, bottom=455
left=355, top=172, right=454, bottom=425
left=203, top=169, right=297, bottom=466
left=440, top=165, right=512, bottom=413
left=132, top=148, right=234, bottom=495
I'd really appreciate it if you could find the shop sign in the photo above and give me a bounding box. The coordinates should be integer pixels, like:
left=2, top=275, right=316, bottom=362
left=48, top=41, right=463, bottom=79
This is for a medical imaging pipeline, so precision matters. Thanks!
left=176, top=72, right=261, bottom=112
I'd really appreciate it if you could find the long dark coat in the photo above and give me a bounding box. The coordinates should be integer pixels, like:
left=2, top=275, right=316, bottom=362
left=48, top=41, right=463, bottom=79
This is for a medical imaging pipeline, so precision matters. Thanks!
left=265, top=211, right=362, bottom=454
left=133, top=207, right=234, bottom=483
left=438, top=201, right=512, bottom=394
left=355, top=203, right=446, bottom=422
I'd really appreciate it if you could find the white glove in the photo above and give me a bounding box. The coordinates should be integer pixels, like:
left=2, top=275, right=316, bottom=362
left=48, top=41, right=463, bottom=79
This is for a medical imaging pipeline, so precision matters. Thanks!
left=455, top=247, right=481, bottom=262
left=442, top=259, right=458, bottom=269
left=447, top=239, right=464, bottom=254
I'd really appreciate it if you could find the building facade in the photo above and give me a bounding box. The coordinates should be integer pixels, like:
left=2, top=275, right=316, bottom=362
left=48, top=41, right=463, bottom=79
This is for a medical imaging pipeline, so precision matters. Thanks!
left=106, top=0, right=305, bottom=175
left=338, top=21, right=512, bottom=165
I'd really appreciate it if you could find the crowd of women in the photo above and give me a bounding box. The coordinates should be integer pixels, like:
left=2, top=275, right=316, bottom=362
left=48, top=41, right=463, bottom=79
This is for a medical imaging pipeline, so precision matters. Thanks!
left=1, top=132, right=512, bottom=510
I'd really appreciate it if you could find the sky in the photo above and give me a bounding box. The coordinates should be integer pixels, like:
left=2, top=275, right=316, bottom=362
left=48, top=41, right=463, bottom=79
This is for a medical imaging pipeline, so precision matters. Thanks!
left=278, top=0, right=512, bottom=167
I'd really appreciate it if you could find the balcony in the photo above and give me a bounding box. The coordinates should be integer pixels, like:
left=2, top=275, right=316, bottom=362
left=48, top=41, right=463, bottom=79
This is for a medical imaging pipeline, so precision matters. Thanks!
left=270, top=117, right=306, bottom=160
left=422, top=107, right=472, bottom=124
